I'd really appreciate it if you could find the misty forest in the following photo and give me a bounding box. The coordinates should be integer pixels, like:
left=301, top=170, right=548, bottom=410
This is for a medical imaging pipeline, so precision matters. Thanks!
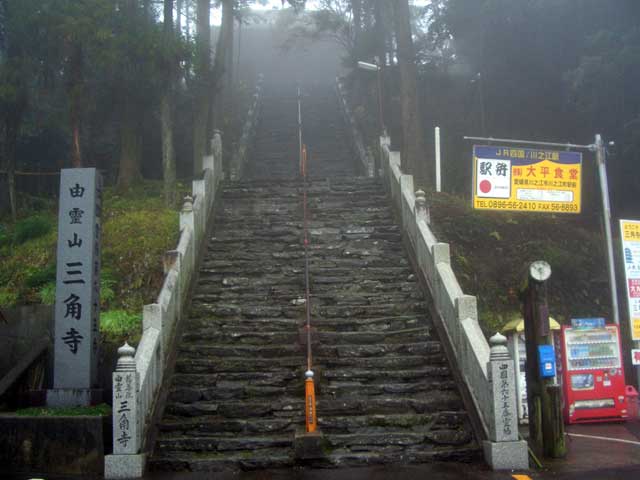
left=1, top=0, right=639, bottom=334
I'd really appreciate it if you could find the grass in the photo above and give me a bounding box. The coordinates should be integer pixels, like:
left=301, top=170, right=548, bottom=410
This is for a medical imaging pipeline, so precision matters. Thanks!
left=0, top=180, right=185, bottom=340
left=11, top=404, right=112, bottom=417
left=429, top=192, right=610, bottom=336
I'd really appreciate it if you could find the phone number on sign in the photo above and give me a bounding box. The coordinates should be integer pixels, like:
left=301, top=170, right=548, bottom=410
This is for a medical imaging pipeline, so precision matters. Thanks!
left=475, top=200, right=579, bottom=212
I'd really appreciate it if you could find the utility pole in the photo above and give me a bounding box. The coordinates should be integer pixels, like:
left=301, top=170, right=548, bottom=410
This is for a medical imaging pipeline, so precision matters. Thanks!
left=522, top=261, right=566, bottom=459
left=595, top=134, right=620, bottom=326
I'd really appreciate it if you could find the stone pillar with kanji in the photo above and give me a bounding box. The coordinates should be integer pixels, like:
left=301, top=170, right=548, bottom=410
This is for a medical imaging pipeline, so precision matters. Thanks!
left=482, top=332, right=529, bottom=470
left=47, top=168, right=102, bottom=407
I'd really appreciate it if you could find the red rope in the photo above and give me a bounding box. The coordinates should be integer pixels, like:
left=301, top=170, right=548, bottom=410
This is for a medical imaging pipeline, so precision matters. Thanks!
left=302, top=145, right=312, bottom=372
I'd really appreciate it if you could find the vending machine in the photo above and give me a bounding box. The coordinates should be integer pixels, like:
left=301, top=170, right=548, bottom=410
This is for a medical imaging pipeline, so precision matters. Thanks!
left=561, top=319, right=629, bottom=424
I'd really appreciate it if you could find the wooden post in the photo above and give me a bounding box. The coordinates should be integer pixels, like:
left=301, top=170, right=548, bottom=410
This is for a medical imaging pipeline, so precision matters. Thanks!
left=522, top=261, right=566, bottom=459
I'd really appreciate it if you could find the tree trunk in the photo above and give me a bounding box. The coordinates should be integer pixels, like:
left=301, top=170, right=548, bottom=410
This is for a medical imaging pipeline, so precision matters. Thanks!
left=4, top=114, right=20, bottom=221
left=374, top=0, right=388, bottom=130
left=162, top=0, right=176, bottom=206
left=192, top=0, right=210, bottom=175
left=176, top=0, right=182, bottom=33
left=117, top=101, right=142, bottom=189
left=352, top=0, right=362, bottom=49
left=213, top=0, right=234, bottom=136
left=391, top=0, right=430, bottom=187
left=161, top=93, right=176, bottom=206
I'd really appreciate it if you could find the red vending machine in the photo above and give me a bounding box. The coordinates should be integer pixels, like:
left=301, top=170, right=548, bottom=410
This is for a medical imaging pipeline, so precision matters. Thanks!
left=561, top=319, right=629, bottom=424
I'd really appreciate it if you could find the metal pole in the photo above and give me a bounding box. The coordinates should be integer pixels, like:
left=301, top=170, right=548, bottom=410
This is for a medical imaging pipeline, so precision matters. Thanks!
left=478, top=73, right=486, bottom=137
left=595, top=134, right=620, bottom=326
left=463, top=136, right=592, bottom=150
left=298, top=86, right=303, bottom=172
left=435, top=127, right=441, bottom=192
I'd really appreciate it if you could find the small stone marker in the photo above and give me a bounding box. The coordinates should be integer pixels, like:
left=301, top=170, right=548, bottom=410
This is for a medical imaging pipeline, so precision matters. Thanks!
left=488, top=333, right=518, bottom=442
left=47, top=168, right=102, bottom=407
left=112, top=343, right=140, bottom=454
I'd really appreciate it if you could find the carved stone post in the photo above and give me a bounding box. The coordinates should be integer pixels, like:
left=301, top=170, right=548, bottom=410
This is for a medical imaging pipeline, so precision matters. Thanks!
left=482, top=332, right=529, bottom=470
left=212, top=130, right=223, bottom=181
left=415, top=189, right=429, bottom=225
left=105, top=343, right=146, bottom=478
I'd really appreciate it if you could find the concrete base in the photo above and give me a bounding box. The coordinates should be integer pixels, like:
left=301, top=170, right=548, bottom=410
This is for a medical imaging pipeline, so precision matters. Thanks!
left=294, top=429, right=327, bottom=461
left=47, top=388, right=103, bottom=407
left=483, top=439, right=529, bottom=470
left=105, top=453, right=147, bottom=479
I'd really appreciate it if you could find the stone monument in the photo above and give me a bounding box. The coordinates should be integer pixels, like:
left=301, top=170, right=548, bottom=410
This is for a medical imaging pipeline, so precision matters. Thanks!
left=47, top=168, right=102, bottom=407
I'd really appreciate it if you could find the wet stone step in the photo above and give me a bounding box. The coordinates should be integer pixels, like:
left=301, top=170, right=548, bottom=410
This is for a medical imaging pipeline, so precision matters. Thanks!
left=178, top=343, right=303, bottom=358
left=156, top=435, right=293, bottom=453
left=149, top=448, right=295, bottom=472
left=168, top=382, right=302, bottom=403
left=181, top=330, right=298, bottom=345
left=316, top=412, right=471, bottom=434
left=158, top=417, right=295, bottom=436
left=174, top=357, right=305, bottom=374
left=315, top=327, right=432, bottom=345
left=166, top=397, right=305, bottom=419
left=170, top=371, right=299, bottom=388
left=321, top=379, right=456, bottom=397
left=323, top=431, right=474, bottom=449
left=316, top=392, right=464, bottom=416
left=321, top=366, right=451, bottom=382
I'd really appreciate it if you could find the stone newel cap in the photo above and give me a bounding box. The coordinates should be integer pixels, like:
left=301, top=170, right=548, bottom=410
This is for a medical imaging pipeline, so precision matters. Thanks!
left=116, top=342, right=137, bottom=372
left=182, top=196, right=194, bottom=213
left=489, top=332, right=511, bottom=361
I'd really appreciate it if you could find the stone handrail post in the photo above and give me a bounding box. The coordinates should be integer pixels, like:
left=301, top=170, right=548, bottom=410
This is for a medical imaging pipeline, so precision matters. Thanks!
left=107, top=342, right=144, bottom=476
left=483, top=333, right=528, bottom=469
left=415, top=189, right=430, bottom=225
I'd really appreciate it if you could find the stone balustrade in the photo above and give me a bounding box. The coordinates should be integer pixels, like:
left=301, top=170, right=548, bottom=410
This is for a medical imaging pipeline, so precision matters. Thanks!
left=105, top=131, right=224, bottom=479
left=379, top=136, right=528, bottom=470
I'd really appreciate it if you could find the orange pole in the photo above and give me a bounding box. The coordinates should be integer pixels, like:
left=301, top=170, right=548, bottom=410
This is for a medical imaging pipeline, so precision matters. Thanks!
left=301, top=144, right=307, bottom=177
left=305, top=371, right=317, bottom=433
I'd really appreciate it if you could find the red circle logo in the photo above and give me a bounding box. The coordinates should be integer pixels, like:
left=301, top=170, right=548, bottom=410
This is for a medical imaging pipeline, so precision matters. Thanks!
left=479, top=179, right=492, bottom=194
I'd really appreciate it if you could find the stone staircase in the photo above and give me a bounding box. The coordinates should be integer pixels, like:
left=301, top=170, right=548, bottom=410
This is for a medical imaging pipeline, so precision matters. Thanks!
left=149, top=86, right=479, bottom=473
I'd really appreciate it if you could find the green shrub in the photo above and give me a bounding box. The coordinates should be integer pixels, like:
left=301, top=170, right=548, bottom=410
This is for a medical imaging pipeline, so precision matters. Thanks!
left=0, top=224, right=9, bottom=248
left=38, top=282, right=56, bottom=305
left=100, top=309, right=142, bottom=337
left=0, top=287, right=18, bottom=307
left=37, top=273, right=118, bottom=307
left=102, top=207, right=178, bottom=312
left=25, top=264, right=57, bottom=288
left=100, top=269, right=117, bottom=307
left=13, top=215, right=53, bottom=244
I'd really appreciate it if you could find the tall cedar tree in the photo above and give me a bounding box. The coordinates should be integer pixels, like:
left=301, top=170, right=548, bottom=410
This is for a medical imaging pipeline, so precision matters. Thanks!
left=161, top=0, right=177, bottom=206
left=392, top=0, right=430, bottom=187
left=192, top=0, right=210, bottom=174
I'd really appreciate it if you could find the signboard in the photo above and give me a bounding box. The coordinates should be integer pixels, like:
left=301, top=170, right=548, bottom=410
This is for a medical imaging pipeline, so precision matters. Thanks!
left=632, top=349, right=640, bottom=366
left=571, top=317, right=606, bottom=329
left=48, top=169, right=102, bottom=406
left=620, top=219, right=640, bottom=341
left=472, top=145, right=582, bottom=213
